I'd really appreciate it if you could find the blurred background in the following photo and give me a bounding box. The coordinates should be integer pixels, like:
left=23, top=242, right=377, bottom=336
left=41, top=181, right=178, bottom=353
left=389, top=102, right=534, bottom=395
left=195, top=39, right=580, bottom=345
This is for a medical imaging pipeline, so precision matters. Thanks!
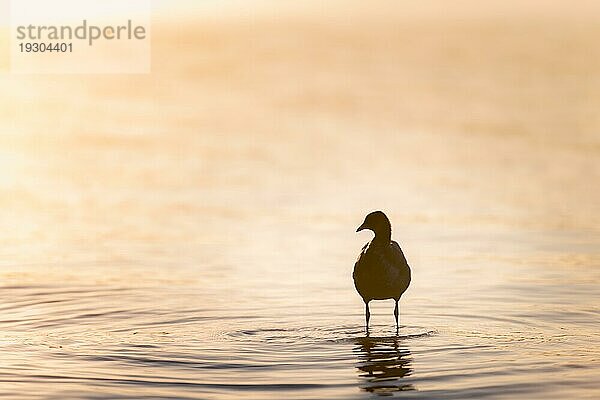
left=1, top=0, right=598, bottom=271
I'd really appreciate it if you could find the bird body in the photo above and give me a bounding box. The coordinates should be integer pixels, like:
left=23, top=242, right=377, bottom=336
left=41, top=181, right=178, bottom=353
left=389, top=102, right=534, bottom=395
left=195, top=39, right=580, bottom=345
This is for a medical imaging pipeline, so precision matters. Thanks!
left=353, top=211, right=411, bottom=332
left=353, top=240, right=411, bottom=302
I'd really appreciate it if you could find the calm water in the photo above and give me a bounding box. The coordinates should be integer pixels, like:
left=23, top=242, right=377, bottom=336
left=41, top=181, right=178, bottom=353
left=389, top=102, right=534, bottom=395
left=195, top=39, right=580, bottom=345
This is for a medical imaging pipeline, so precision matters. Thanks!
left=1, top=2, right=600, bottom=398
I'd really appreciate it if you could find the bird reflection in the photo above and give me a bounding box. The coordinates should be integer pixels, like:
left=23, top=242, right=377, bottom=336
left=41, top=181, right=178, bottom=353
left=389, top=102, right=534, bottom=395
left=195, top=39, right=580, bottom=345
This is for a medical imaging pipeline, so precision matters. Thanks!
left=354, top=335, right=415, bottom=395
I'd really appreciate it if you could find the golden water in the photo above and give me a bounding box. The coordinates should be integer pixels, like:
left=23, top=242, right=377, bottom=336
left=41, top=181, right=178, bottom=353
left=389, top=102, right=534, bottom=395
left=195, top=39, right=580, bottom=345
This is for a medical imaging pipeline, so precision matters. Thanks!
left=0, top=2, right=599, bottom=398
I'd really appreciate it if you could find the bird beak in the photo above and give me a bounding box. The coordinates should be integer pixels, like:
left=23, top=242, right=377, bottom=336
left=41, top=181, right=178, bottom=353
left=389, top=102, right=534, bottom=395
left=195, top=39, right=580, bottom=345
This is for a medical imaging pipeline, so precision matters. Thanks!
left=356, top=223, right=367, bottom=232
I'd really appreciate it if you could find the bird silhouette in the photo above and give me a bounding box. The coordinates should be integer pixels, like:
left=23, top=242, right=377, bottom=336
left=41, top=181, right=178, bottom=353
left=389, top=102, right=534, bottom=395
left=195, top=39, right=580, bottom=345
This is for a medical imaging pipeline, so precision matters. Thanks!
left=353, top=211, right=411, bottom=333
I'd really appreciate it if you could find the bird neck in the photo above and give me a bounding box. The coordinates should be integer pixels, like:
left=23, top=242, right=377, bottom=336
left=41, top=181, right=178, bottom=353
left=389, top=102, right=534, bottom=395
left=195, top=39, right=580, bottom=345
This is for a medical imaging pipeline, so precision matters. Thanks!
left=373, top=227, right=391, bottom=245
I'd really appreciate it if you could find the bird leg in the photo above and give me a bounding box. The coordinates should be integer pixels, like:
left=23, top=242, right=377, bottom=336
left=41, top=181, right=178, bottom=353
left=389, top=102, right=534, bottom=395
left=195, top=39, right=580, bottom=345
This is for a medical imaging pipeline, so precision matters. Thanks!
left=394, top=300, right=399, bottom=331
left=365, top=302, right=371, bottom=332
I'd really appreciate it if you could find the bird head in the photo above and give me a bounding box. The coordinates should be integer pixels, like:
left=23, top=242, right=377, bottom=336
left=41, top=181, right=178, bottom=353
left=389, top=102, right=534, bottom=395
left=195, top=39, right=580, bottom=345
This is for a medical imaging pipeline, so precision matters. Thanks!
left=356, top=211, right=391, bottom=235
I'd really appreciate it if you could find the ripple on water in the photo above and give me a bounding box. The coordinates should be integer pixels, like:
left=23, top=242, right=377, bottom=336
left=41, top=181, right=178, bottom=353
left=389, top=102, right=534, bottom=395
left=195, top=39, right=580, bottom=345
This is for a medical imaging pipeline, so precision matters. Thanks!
left=226, top=324, right=436, bottom=344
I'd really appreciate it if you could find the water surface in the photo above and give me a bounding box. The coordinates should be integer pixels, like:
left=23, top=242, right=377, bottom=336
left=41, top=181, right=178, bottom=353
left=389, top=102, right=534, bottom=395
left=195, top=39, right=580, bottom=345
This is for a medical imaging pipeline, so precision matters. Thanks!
left=1, top=1, right=599, bottom=398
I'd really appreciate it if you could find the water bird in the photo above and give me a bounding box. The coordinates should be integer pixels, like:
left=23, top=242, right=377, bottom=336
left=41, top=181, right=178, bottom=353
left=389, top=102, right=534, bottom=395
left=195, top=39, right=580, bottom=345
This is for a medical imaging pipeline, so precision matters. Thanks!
left=353, top=211, right=411, bottom=332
